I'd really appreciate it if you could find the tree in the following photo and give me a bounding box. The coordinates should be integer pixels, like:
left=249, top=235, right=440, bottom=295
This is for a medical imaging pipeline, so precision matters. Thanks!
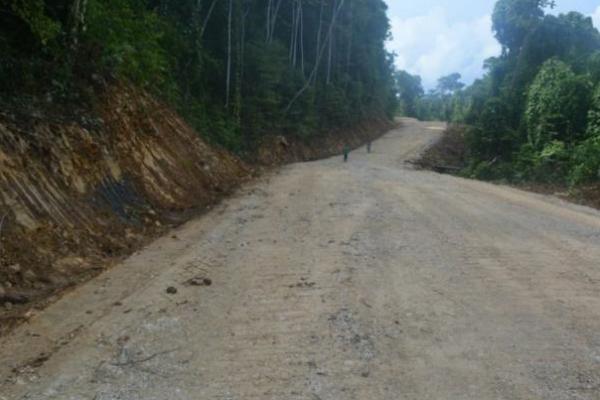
left=588, top=52, right=600, bottom=84
left=394, top=70, right=423, bottom=117
left=437, top=73, right=465, bottom=95
left=67, top=0, right=88, bottom=47
left=516, top=12, right=600, bottom=80
left=410, top=0, right=600, bottom=186
left=0, top=0, right=398, bottom=151
left=467, top=97, right=518, bottom=161
left=3, top=0, right=61, bottom=45
left=525, top=59, right=592, bottom=148
left=568, top=85, right=600, bottom=183
left=492, top=0, right=554, bottom=53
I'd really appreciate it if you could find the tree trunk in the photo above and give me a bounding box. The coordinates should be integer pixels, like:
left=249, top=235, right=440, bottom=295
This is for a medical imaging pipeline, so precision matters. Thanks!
left=268, top=0, right=283, bottom=44
left=289, top=1, right=297, bottom=65
left=200, top=0, right=219, bottom=39
left=346, top=1, right=353, bottom=75
left=233, top=0, right=246, bottom=124
left=299, top=0, right=305, bottom=76
left=314, top=0, right=325, bottom=81
left=68, top=0, right=88, bottom=48
left=266, top=0, right=272, bottom=42
left=285, top=0, right=345, bottom=112
left=326, top=0, right=336, bottom=84
left=194, top=0, right=203, bottom=22
left=241, top=5, right=249, bottom=84
left=225, top=0, right=233, bottom=108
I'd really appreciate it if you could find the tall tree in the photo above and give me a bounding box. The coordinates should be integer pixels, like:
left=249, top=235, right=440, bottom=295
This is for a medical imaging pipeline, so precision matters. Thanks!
left=492, top=0, right=555, bottom=53
left=437, top=73, right=465, bottom=95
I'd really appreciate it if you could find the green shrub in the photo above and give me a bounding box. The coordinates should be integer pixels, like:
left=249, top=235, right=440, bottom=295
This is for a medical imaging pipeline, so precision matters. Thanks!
left=512, top=140, right=569, bottom=182
left=569, top=136, right=600, bottom=184
left=568, top=85, right=600, bottom=184
left=8, top=0, right=61, bottom=45
left=86, top=0, right=170, bottom=88
left=525, top=59, right=592, bottom=148
left=467, top=98, right=519, bottom=161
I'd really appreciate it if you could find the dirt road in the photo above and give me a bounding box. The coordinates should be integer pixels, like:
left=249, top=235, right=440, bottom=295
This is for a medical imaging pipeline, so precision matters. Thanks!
left=2, top=118, right=600, bottom=400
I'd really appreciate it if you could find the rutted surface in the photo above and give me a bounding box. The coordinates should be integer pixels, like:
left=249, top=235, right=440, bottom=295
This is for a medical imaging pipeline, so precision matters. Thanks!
left=1, top=119, right=600, bottom=399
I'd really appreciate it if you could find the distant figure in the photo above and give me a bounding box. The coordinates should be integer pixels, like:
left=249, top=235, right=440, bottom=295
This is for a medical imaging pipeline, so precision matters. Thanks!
left=343, top=145, right=350, bottom=162
left=366, top=141, right=372, bottom=153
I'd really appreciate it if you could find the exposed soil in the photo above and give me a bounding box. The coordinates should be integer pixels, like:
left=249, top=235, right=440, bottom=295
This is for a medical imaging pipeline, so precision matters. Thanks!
left=0, top=84, right=250, bottom=334
left=412, top=123, right=467, bottom=173
left=1, top=119, right=599, bottom=399
left=0, top=85, right=393, bottom=335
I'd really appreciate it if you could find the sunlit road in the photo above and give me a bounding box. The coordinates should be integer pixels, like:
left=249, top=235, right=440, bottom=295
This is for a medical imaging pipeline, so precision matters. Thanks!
left=2, top=118, right=600, bottom=400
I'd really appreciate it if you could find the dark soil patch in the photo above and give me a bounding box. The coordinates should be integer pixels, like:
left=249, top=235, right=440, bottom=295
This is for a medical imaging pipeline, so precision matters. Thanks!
left=413, top=124, right=468, bottom=173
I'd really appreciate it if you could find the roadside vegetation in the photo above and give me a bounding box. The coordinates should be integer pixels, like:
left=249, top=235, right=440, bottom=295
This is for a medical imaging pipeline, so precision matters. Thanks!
left=395, top=0, right=600, bottom=198
left=0, top=0, right=397, bottom=152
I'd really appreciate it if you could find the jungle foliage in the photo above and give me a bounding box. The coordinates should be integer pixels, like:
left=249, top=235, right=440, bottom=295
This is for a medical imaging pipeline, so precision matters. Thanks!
left=395, top=0, right=600, bottom=186
left=0, top=0, right=397, bottom=151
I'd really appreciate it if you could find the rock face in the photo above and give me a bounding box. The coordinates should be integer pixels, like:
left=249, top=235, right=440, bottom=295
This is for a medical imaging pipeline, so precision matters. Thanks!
left=0, top=84, right=248, bottom=323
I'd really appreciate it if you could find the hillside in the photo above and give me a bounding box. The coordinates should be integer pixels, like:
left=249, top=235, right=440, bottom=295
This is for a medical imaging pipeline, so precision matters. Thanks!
left=0, top=81, right=393, bottom=333
left=0, top=84, right=248, bottom=332
left=0, top=0, right=397, bottom=331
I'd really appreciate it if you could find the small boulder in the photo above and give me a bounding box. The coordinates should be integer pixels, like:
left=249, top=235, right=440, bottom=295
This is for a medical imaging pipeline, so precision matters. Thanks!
left=186, top=277, right=212, bottom=287
left=166, top=286, right=178, bottom=295
left=8, top=264, right=21, bottom=273
left=23, top=269, right=37, bottom=282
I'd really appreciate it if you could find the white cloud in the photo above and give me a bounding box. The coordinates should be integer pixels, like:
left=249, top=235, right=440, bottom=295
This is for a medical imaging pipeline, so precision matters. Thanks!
left=592, top=6, right=600, bottom=29
left=387, top=7, right=501, bottom=89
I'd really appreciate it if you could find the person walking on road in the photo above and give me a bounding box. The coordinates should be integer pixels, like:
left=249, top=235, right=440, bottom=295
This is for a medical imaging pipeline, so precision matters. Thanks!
left=367, top=141, right=372, bottom=153
left=343, top=145, right=350, bottom=162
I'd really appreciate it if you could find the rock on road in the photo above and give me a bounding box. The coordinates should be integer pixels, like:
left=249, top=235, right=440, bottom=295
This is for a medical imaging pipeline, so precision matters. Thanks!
left=2, top=118, right=600, bottom=400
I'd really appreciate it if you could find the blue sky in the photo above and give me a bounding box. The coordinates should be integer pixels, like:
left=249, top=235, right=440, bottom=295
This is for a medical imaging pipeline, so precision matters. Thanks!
left=385, top=0, right=600, bottom=89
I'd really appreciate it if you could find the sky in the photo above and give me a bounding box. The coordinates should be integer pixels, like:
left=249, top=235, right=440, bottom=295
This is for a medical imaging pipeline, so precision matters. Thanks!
left=385, top=0, right=600, bottom=89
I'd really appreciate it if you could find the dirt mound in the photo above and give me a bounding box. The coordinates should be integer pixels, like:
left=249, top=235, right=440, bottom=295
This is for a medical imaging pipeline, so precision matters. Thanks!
left=0, top=84, right=248, bottom=333
left=413, top=124, right=467, bottom=173
left=573, top=184, right=600, bottom=209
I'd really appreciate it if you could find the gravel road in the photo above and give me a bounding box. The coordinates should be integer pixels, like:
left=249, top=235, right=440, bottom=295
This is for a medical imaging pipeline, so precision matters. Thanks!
left=1, top=118, right=600, bottom=400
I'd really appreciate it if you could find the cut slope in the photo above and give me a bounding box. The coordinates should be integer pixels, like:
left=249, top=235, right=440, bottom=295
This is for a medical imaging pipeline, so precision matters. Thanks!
left=0, top=84, right=248, bottom=332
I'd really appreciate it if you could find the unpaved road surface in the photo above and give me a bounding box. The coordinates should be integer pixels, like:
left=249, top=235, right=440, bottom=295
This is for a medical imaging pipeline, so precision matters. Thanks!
left=2, top=118, right=600, bottom=400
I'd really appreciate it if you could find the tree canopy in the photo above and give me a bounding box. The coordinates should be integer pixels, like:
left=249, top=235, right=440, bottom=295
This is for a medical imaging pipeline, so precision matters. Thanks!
left=437, top=73, right=465, bottom=95
left=492, top=0, right=555, bottom=53
left=0, top=0, right=398, bottom=151
left=396, top=0, right=600, bottom=186
left=394, top=70, right=423, bottom=118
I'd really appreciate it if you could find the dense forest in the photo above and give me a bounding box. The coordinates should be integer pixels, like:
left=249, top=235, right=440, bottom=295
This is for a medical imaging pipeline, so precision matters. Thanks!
left=396, top=0, right=600, bottom=187
left=0, top=0, right=397, bottom=151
